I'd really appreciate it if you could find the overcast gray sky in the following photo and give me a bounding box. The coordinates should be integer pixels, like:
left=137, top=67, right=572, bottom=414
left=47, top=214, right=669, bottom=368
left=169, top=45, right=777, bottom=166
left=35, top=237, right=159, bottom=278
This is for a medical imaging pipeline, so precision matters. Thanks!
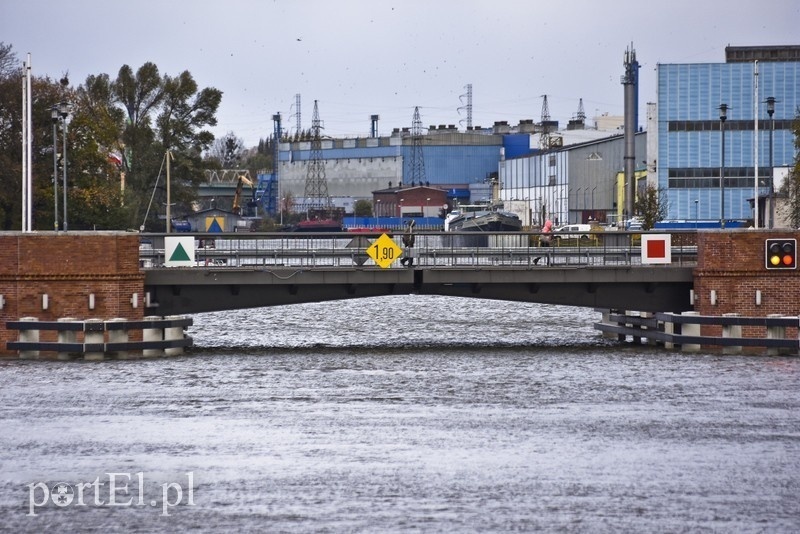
left=2, top=0, right=798, bottom=147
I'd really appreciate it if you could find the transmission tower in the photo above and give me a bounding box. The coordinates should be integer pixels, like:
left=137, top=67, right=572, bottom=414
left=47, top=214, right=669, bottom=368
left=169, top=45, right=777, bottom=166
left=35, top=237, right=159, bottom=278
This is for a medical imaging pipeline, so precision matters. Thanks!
left=289, top=93, right=302, bottom=135
left=539, top=94, right=551, bottom=150
left=458, top=83, right=473, bottom=128
left=303, top=100, right=330, bottom=210
left=577, top=98, right=586, bottom=121
left=408, top=106, right=427, bottom=186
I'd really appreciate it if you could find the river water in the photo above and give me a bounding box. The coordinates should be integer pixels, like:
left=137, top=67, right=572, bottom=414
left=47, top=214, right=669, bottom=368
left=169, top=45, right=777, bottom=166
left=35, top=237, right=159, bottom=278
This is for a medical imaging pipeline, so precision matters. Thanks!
left=1, top=295, right=798, bottom=532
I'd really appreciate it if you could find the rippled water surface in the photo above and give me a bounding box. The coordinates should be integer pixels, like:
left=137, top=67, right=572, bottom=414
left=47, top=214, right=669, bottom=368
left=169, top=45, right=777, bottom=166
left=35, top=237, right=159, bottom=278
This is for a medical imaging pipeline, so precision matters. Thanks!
left=1, top=296, right=798, bottom=532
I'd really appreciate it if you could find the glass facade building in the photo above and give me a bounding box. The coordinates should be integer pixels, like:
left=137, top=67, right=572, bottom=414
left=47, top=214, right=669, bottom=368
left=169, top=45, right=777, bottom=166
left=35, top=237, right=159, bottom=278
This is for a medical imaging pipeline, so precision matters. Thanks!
left=657, top=58, right=799, bottom=223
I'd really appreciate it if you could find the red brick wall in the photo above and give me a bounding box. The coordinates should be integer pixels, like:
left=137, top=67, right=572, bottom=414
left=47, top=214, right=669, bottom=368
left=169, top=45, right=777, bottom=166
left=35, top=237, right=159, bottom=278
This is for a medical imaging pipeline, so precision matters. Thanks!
left=0, top=233, right=145, bottom=355
left=694, top=230, right=800, bottom=338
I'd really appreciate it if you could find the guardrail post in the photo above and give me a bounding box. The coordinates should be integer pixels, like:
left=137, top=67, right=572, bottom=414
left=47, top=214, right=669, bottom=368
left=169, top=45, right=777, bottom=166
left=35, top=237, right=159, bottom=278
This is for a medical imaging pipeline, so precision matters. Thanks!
left=722, top=313, right=742, bottom=354
left=164, top=315, right=186, bottom=356
left=107, top=318, right=130, bottom=359
left=766, top=314, right=786, bottom=356
left=57, top=318, right=78, bottom=360
left=84, top=319, right=105, bottom=361
left=18, top=317, right=39, bottom=359
left=143, top=316, right=164, bottom=358
left=681, top=311, right=700, bottom=352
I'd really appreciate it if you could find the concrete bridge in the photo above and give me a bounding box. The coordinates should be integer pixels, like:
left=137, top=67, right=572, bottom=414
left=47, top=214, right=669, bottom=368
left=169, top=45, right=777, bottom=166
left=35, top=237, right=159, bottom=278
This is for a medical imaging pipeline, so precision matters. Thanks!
left=141, top=231, right=697, bottom=315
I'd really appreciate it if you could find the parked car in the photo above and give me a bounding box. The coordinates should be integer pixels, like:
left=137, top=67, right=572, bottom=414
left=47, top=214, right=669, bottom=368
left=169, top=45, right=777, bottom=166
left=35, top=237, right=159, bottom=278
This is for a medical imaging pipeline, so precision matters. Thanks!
left=553, top=224, right=592, bottom=241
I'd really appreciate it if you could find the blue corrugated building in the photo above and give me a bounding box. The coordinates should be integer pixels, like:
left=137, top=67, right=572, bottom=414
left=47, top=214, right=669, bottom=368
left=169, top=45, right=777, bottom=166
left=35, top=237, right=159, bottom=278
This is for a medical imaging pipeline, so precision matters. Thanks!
left=656, top=46, right=800, bottom=225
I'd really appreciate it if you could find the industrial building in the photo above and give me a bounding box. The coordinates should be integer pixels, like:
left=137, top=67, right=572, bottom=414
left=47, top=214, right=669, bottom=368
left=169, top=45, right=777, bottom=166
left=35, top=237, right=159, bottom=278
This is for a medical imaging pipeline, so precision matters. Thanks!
left=655, top=45, right=800, bottom=227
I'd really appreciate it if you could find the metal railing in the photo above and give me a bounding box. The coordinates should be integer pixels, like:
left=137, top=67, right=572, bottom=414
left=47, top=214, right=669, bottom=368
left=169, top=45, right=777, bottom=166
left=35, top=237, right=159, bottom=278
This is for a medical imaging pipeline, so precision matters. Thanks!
left=140, top=231, right=699, bottom=269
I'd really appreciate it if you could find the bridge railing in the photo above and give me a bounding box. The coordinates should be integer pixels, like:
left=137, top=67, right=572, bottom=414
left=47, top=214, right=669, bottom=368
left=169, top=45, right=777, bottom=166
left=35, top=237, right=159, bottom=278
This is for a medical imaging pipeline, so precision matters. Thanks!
left=140, top=231, right=698, bottom=269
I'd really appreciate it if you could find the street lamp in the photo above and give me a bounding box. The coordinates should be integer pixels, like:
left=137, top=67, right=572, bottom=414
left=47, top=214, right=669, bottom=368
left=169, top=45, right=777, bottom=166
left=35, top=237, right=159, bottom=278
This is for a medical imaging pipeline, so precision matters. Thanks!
left=56, top=102, right=72, bottom=231
left=376, top=199, right=381, bottom=229
left=694, top=199, right=699, bottom=229
left=718, top=103, right=728, bottom=229
left=51, top=106, right=60, bottom=231
left=765, top=96, right=776, bottom=229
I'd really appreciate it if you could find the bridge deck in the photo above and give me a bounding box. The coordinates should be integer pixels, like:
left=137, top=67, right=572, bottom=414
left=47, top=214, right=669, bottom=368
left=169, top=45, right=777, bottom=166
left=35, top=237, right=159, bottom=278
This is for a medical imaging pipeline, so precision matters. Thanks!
left=141, top=232, right=697, bottom=315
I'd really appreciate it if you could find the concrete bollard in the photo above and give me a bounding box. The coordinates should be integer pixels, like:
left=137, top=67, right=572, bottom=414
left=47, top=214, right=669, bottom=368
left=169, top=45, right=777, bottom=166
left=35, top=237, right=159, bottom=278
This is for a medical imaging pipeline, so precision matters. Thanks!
left=164, top=315, right=186, bottom=357
left=18, top=317, right=40, bottom=359
left=722, top=313, right=742, bottom=355
left=142, top=315, right=165, bottom=358
left=83, top=319, right=105, bottom=361
left=107, top=318, right=130, bottom=359
left=680, top=311, right=701, bottom=352
left=57, top=318, right=78, bottom=360
left=766, top=313, right=786, bottom=356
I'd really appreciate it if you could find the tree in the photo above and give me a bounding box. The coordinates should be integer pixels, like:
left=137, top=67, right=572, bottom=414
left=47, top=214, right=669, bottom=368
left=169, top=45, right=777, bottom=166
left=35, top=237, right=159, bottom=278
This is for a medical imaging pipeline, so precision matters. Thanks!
left=354, top=199, right=372, bottom=217
left=634, top=184, right=668, bottom=230
left=112, top=63, right=221, bottom=230
left=207, top=131, right=245, bottom=168
left=777, top=112, right=800, bottom=228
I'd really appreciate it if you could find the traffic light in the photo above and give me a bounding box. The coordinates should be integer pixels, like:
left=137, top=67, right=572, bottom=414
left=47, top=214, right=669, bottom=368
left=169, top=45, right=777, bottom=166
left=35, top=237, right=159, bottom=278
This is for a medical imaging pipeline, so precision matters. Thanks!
left=765, top=238, right=796, bottom=270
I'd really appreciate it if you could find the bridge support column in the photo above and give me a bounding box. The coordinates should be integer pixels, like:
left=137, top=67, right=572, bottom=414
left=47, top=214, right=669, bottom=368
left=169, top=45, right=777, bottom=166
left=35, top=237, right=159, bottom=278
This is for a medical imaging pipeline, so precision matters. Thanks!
left=766, top=314, right=787, bottom=356
left=84, top=319, right=105, bottom=361
left=57, top=318, right=78, bottom=360
left=18, top=317, right=39, bottom=359
left=680, top=311, right=700, bottom=352
left=722, top=313, right=742, bottom=355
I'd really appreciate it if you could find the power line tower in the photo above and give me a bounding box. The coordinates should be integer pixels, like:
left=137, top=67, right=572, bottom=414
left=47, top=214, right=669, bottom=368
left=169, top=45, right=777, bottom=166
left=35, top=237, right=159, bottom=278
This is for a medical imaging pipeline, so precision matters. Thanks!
left=408, top=106, right=427, bottom=186
left=539, top=94, right=552, bottom=150
left=577, top=98, right=586, bottom=122
left=458, top=83, right=473, bottom=129
left=303, top=100, right=330, bottom=211
left=289, top=93, right=301, bottom=135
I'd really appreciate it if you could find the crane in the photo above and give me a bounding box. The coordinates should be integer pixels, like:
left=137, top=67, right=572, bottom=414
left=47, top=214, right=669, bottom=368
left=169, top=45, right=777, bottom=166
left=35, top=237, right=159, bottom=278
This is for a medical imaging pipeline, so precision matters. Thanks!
left=232, top=175, right=254, bottom=215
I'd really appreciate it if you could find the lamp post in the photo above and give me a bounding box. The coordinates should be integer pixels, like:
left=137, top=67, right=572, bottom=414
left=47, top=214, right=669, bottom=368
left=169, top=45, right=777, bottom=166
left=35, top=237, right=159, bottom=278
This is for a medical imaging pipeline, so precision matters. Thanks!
left=766, top=96, right=776, bottom=229
left=376, top=199, right=381, bottom=229
left=718, top=103, right=728, bottom=229
left=56, top=102, right=72, bottom=231
left=51, top=106, right=60, bottom=231
left=694, top=199, right=699, bottom=229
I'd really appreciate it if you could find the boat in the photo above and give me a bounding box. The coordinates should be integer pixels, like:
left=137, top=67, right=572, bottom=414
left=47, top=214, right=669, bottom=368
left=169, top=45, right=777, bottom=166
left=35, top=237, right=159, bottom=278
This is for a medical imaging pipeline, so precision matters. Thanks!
left=290, top=218, right=343, bottom=232
left=445, top=204, right=522, bottom=232
left=444, top=175, right=521, bottom=233
left=283, top=207, right=344, bottom=232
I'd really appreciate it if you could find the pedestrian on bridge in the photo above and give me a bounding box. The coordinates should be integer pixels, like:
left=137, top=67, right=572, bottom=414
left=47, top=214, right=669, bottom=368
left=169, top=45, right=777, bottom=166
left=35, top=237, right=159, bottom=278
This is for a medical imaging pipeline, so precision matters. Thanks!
left=400, top=220, right=416, bottom=267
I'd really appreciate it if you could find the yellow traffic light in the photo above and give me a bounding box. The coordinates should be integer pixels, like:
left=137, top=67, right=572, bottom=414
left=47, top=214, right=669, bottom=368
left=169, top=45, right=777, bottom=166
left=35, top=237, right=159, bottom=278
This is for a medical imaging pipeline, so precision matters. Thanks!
left=765, top=239, right=797, bottom=270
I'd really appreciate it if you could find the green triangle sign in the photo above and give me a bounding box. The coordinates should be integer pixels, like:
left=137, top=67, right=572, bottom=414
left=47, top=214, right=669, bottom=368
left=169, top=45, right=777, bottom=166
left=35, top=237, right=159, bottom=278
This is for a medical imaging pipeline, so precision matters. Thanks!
left=169, top=243, right=191, bottom=262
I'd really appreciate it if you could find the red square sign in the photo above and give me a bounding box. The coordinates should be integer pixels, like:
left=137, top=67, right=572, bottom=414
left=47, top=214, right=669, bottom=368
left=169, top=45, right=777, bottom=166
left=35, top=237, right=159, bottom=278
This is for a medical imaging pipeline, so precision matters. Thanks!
left=647, top=239, right=666, bottom=259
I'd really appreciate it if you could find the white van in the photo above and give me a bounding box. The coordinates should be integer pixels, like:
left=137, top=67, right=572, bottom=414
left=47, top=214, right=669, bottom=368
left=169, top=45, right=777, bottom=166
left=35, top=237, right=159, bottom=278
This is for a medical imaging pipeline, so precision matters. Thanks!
left=553, top=224, right=592, bottom=241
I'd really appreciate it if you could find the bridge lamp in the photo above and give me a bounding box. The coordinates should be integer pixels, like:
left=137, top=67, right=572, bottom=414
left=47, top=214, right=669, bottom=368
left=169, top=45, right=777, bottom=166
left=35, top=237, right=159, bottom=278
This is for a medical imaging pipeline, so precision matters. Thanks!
left=765, top=97, right=777, bottom=229
left=718, top=103, right=728, bottom=229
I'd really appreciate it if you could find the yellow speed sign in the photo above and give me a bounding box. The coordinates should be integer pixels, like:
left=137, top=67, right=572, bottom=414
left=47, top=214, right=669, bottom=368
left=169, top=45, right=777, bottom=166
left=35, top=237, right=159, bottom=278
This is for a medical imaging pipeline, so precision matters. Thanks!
left=366, top=233, right=402, bottom=268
